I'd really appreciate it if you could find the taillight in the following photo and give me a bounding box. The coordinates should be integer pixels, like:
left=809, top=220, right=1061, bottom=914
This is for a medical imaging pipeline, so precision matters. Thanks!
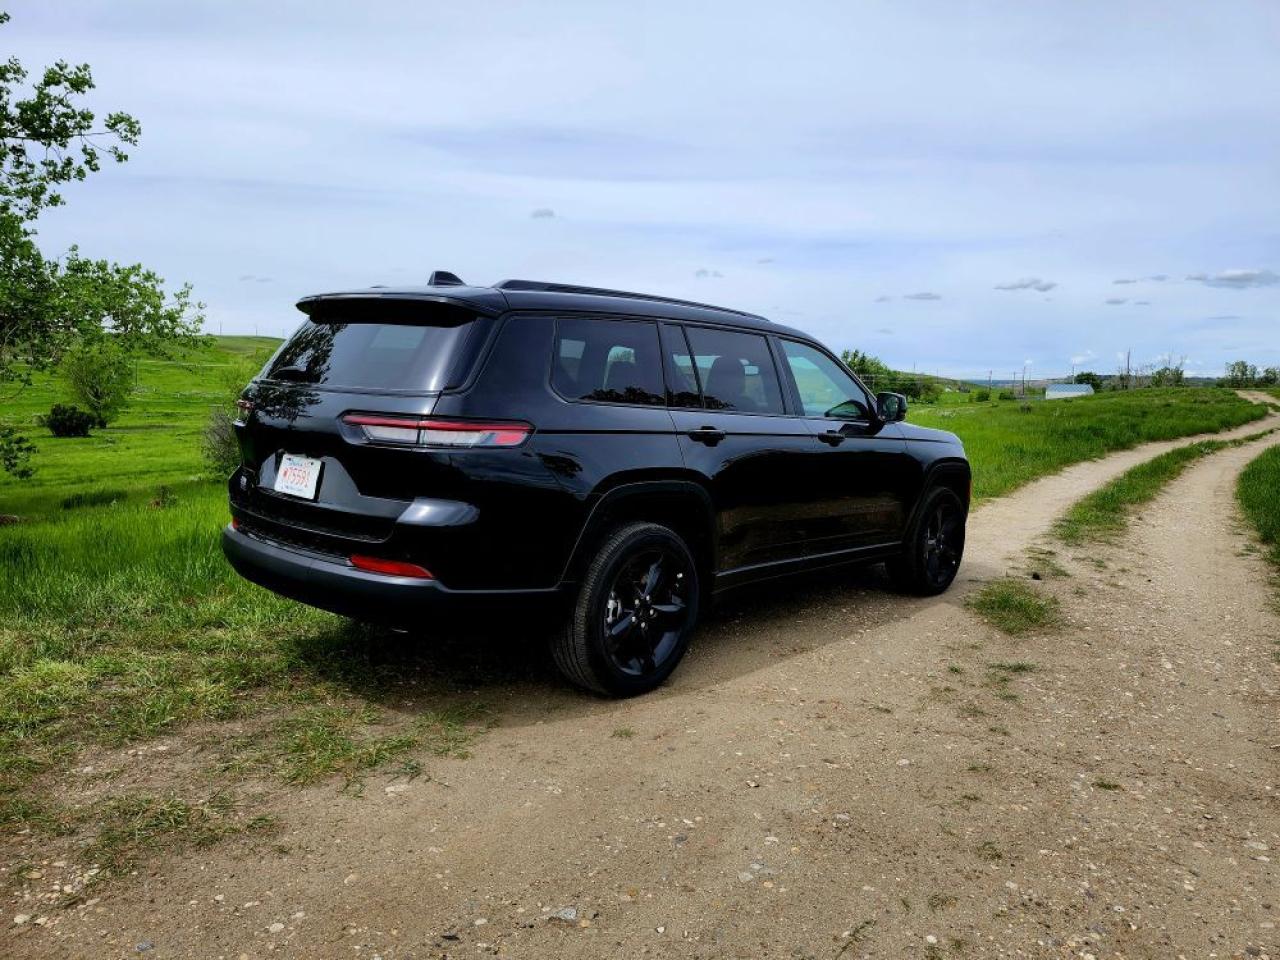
left=341, top=414, right=531, bottom=448
left=349, top=554, right=434, bottom=579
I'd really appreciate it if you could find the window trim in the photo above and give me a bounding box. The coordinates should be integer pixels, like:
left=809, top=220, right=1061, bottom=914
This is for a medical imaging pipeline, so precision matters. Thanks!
left=677, top=322, right=794, bottom=418
left=548, top=314, right=669, bottom=410
left=659, top=321, right=705, bottom=409
left=773, top=336, right=878, bottom=423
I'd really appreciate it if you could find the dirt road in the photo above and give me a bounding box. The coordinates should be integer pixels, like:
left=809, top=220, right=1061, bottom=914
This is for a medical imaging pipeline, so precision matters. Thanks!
left=9, top=413, right=1280, bottom=960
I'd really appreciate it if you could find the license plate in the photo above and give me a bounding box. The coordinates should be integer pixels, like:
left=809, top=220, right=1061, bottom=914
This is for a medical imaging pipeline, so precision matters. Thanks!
left=274, top=453, right=323, bottom=500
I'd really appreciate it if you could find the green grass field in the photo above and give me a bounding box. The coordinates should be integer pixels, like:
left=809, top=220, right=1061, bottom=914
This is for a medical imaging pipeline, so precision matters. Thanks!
left=0, top=341, right=1272, bottom=872
left=0, top=336, right=279, bottom=519
left=909, top=388, right=1266, bottom=500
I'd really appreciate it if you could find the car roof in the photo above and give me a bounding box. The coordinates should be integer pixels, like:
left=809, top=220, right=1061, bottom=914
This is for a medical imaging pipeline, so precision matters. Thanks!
left=296, top=277, right=808, bottom=338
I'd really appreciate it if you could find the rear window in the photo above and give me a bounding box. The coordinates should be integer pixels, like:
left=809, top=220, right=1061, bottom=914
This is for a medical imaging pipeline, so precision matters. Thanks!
left=265, top=300, right=484, bottom=392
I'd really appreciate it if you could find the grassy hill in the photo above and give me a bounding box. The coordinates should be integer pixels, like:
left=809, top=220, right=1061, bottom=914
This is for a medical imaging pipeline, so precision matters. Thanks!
left=0, top=336, right=281, bottom=518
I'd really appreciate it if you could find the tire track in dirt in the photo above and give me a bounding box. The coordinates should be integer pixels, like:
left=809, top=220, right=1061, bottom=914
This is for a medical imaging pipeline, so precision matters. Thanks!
left=9, top=403, right=1278, bottom=960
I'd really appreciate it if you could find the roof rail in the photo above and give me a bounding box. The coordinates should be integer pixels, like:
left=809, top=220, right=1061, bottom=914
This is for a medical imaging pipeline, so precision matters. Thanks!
left=494, top=279, right=765, bottom=321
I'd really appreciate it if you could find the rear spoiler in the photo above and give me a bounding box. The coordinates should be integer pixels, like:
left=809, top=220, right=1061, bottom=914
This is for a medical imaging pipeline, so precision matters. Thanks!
left=296, top=291, right=508, bottom=319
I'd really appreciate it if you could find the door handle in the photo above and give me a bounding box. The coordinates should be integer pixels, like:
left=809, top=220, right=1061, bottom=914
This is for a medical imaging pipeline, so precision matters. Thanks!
left=688, top=426, right=726, bottom=446
left=818, top=429, right=846, bottom=446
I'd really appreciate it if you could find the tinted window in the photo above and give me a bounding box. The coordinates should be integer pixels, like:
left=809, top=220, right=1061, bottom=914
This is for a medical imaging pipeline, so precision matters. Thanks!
left=684, top=326, right=785, bottom=415
left=553, top=317, right=664, bottom=406
left=266, top=312, right=480, bottom=392
left=781, top=340, right=872, bottom=419
left=660, top=323, right=702, bottom=407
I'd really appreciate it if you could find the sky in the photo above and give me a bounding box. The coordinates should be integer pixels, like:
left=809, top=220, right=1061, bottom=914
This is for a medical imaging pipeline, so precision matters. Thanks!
left=8, top=0, right=1279, bottom=379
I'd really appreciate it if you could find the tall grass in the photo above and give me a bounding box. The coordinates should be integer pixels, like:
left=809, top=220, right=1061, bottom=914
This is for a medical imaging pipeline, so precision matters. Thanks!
left=1237, top=444, right=1280, bottom=570
left=910, top=388, right=1266, bottom=500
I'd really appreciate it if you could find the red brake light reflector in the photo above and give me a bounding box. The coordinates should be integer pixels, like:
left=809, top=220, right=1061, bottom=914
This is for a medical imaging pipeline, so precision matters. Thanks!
left=342, top=414, right=531, bottom=448
left=349, top=554, right=434, bottom=579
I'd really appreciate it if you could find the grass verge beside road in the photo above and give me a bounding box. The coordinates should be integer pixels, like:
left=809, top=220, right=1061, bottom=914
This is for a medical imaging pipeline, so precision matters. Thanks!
left=1052, top=430, right=1273, bottom=544
left=1237, top=444, right=1280, bottom=585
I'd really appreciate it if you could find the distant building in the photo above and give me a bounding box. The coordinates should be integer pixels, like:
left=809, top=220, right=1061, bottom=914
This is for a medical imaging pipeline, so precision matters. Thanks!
left=1045, top=383, right=1095, bottom=400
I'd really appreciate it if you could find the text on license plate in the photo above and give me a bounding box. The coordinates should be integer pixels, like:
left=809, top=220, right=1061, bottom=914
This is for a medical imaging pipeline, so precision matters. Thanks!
left=274, top=453, right=322, bottom=500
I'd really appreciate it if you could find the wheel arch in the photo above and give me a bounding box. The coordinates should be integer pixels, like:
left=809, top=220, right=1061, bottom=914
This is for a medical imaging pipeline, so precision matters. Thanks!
left=559, top=478, right=717, bottom=589
left=902, top=456, right=971, bottom=543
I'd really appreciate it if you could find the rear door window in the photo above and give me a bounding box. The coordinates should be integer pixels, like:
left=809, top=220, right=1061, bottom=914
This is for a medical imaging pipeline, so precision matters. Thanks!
left=265, top=301, right=484, bottom=392
left=683, top=326, right=786, bottom=415
left=553, top=317, right=665, bottom=406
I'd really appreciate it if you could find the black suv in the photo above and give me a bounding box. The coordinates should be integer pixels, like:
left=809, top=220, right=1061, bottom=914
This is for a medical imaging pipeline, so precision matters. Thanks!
left=223, top=274, right=969, bottom=695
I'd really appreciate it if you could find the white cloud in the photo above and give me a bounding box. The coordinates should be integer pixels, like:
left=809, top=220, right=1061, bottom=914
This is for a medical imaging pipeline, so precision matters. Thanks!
left=903, top=292, right=941, bottom=301
left=530, top=207, right=556, bottom=219
left=1105, top=297, right=1128, bottom=305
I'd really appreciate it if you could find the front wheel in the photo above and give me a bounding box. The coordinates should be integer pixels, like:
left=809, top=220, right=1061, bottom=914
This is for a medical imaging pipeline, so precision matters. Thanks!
left=552, top=522, right=700, bottom=696
left=886, top=486, right=966, bottom=595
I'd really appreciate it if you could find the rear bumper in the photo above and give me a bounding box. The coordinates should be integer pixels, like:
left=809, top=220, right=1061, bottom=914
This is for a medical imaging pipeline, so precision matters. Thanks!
left=221, top=524, right=561, bottom=624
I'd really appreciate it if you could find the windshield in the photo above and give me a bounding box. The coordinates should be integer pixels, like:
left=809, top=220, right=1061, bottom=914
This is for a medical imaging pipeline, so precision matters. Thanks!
left=264, top=301, right=484, bottom=392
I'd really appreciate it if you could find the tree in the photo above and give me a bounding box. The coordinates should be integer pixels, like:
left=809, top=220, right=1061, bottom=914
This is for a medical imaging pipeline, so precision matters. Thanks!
left=1073, top=371, right=1103, bottom=391
left=1223, top=360, right=1259, bottom=388
left=1149, top=364, right=1185, bottom=387
left=0, top=10, right=203, bottom=476
left=62, top=338, right=133, bottom=426
left=840, top=349, right=894, bottom=387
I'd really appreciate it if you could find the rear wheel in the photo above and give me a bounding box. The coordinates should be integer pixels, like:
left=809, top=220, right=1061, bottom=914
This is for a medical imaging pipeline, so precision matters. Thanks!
left=552, top=522, right=700, bottom=696
left=886, top=486, right=966, bottom=595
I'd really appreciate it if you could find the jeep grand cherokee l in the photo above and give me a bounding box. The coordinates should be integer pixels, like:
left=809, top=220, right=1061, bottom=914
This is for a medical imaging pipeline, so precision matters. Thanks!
left=222, top=273, right=970, bottom=696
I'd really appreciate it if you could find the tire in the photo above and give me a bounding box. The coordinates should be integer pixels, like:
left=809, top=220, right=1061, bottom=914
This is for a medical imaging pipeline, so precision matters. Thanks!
left=552, top=522, right=700, bottom=696
left=886, top=486, right=967, bottom=596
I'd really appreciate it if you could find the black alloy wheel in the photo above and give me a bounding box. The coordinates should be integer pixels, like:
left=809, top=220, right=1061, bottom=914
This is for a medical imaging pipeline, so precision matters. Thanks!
left=601, top=547, right=692, bottom=677
left=886, top=486, right=967, bottom=596
left=552, top=522, right=700, bottom=696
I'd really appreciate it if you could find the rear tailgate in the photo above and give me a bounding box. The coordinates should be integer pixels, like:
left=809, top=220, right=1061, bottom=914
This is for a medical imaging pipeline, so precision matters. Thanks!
left=231, top=298, right=493, bottom=553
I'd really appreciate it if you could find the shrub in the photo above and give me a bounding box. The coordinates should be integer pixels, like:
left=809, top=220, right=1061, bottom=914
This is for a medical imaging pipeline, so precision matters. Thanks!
left=42, top=404, right=96, bottom=438
left=61, top=340, right=134, bottom=428
left=997, top=389, right=1017, bottom=401
left=202, top=408, right=241, bottom=478
left=972, top=389, right=991, bottom=402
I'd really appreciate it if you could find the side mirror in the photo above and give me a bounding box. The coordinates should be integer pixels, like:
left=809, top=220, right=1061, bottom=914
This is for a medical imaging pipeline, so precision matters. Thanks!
left=877, top=391, right=908, bottom=422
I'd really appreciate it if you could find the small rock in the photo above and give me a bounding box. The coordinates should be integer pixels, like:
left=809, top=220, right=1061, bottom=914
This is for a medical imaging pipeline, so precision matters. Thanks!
left=1245, top=840, right=1269, bottom=851
left=136, top=942, right=154, bottom=953
left=13, top=914, right=31, bottom=926
left=474, top=918, right=488, bottom=926
left=926, top=934, right=938, bottom=945
left=656, top=926, right=666, bottom=934
left=548, top=907, right=578, bottom=923
left=267, top=922, right=285, bottom=934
